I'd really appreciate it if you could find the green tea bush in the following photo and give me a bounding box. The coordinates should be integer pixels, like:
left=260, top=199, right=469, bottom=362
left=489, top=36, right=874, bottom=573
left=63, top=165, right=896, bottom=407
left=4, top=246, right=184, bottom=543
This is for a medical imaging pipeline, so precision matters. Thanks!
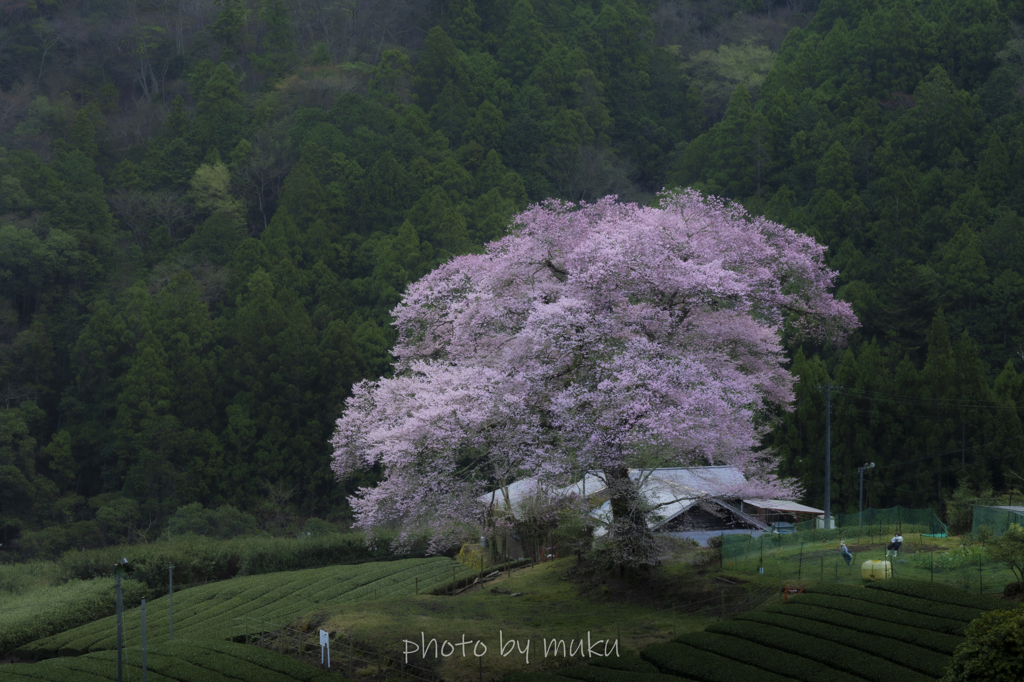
left=554, top=664, right=689, bottom=682
left=807, top=582, right=986, bottom=622
left=674, top=630, right=863, bottom=682
left=5, top=639, right=336, bottom=682
left=787, top=593, right=967, bottom=635
left=17, top=558, right=478, bottom=659
left=0, top=577, right=148, bottom=656
left=865, top=579, right=1002, bottom=610
left=641, top=642, right=798, bottom=682
left=42, top=656, right=176, bottom=682
left=731, top=612, right=947, bottom=678
left=764, top=602, right=964, bottom=654
left=704, top=620, right=933, bottom=682
left=588, top=650, right=662, bottom=673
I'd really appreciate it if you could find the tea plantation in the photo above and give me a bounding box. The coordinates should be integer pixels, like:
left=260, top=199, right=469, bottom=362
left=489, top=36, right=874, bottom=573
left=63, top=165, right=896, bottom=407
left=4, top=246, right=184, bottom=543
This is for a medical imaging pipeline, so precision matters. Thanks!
left=504, top=580, right=1003, bottom=682
left=0, top=638, right=336, bottom=681
left=11, top=557, right=477, bottom=660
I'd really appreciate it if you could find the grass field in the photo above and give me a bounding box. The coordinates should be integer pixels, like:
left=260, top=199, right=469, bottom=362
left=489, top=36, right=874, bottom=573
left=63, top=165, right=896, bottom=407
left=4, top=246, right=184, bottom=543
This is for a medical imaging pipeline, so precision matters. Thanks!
left=501, top=578, right=1004, bottom=682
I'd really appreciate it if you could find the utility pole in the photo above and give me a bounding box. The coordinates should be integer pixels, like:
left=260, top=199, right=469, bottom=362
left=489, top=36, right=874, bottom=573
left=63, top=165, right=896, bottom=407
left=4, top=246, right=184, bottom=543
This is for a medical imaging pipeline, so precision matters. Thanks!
left=817, top=382, right=841, bottom=530
left=823, top=382, right=831, bottom=530
left=858, top=462, right=875, bottom=526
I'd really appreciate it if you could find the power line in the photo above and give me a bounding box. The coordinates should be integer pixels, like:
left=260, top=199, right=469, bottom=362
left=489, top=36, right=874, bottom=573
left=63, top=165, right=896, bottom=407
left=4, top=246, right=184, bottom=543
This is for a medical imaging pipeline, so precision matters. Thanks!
left=832, top=386, right=1021, bottom=411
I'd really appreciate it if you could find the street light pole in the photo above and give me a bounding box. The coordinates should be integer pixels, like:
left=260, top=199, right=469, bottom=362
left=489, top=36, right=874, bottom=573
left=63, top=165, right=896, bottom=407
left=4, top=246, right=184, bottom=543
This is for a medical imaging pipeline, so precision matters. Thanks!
left=858, top=462, right=875, bottom=527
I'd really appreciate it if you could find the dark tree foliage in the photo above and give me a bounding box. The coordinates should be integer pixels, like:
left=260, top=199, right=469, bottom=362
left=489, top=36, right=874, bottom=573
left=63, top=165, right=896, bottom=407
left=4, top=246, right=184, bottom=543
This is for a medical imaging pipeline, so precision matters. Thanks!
left=2, top=0, right=1024, bottom=555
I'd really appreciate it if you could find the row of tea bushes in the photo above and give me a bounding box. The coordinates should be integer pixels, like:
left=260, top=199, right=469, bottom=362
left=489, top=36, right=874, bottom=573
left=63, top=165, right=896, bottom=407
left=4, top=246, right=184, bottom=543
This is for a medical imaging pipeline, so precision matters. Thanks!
left=0, top=577, right=149, bottom=657
left=765, top=602, right=963, bottom=654
left=501, top=579, right=998, bottom=682
left=700, top=619, right=932, bottom=682
left=788, top=592, right=969, bottom=635
left=0, top=638, right=334, bottom=682
left=864, top=578, right=1004, bottom=610
left=640, top=641, right=796, bottom=682
left=672, top=630, right=862, bottom=682
left=727, top=612, right=946, bottom=678
left=15, top=557, right=476, bottom=660
left=809, top=582, right=988, bottom=622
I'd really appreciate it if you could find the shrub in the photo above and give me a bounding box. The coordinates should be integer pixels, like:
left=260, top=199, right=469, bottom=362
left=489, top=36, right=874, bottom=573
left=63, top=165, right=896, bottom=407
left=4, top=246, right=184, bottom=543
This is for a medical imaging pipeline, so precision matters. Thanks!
left=940, top=608, right=1024, bottom=682
left=988, top=523, right=1024, bottom=585
left=301, top=518, right=337, bottom=537
left=165, top=503, right=261, bottom=540
left=675, top=630, right=863, bottom=682
left=16, top=526, right=71, bottom=561
left=641, top=641, right=796, bottom=682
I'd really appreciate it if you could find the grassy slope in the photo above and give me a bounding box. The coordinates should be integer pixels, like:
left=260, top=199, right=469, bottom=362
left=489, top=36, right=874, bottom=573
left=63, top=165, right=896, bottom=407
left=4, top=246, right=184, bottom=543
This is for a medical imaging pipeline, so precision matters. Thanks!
left=303, top=551, right=777, bottom=682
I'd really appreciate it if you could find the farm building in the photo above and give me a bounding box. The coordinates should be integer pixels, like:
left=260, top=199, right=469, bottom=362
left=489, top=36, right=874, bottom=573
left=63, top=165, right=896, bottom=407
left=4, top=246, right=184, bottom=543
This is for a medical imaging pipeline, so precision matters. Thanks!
left=481, top=467, right=825, bottom=556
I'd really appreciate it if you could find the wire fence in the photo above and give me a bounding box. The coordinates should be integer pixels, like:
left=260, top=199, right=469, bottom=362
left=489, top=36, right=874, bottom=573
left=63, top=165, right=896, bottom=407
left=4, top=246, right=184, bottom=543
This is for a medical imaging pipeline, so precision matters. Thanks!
left=723, top=531, right=1012, bottom=596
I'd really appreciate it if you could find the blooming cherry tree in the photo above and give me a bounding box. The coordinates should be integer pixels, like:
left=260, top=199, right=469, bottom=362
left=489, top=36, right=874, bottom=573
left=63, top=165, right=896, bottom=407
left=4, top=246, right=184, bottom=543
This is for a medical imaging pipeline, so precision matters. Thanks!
left=331, top=189, right=858, bottom=564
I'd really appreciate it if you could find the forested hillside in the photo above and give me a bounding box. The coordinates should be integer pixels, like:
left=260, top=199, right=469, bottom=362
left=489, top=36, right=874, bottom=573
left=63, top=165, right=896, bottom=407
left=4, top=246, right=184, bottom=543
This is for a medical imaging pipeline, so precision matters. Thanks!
left=1, top=0, right=1023, bottom=558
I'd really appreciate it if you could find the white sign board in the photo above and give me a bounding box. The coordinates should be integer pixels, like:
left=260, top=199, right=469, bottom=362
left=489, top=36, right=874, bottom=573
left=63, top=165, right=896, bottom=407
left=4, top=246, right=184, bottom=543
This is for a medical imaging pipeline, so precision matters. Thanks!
left=319, top=629, right=330, bottom=668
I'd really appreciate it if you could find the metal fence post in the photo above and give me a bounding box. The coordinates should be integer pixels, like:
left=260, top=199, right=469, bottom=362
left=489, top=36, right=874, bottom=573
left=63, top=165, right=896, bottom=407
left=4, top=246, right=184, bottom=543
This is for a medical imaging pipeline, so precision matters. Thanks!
left=116, top=571, right=123, bottom=682
left=141, top=598, right=148, bottom=682
left=168, top=563, right=174, bottom=642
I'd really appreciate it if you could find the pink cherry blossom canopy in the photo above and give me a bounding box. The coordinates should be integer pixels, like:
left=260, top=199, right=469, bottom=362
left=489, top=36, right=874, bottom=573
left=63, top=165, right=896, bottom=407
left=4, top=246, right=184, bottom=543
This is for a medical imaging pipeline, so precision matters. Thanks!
left=331, top=189, right=858, bottom=554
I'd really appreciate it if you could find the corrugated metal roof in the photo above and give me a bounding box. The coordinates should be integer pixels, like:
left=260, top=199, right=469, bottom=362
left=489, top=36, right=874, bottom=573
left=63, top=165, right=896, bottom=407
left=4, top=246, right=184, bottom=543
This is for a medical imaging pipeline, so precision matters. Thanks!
left=743, top=499, right=825, bottom=514
left=978, top=505, right=1024, bottom=513
left=483, top=467, right=800, bottom=537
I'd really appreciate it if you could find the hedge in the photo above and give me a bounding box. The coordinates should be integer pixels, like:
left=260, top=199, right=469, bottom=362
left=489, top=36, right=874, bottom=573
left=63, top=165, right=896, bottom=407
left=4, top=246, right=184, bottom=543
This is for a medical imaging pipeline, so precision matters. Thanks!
left=703, top=620, right=933, bottom=682
left=641, top=641, right=799, bottom=682
left=806, top=583, right=986, bottom=622
left=730, top=611, right=947, bottom=678
left=674, top=630, right=863, bottom=682
left=57, top=532, right=428, bottom=589
left=553, top=664, right=694, bottom=682
left=762, top=602, right=963, bottom=655
left=784, top=593, right=967, bottom=635
left=864, top=579, right=1002, bottom=610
